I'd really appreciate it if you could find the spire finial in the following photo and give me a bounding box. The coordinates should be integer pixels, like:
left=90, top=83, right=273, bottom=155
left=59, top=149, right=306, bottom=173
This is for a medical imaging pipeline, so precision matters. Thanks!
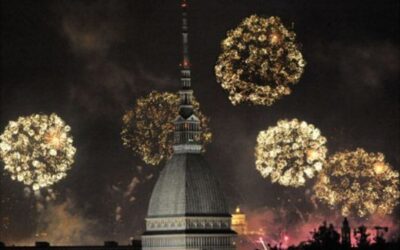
left=178, top=0, right=193, bottom=117
left=173, top=0, right=202, bottom=154
left=180, top=0, right=191, bottom=87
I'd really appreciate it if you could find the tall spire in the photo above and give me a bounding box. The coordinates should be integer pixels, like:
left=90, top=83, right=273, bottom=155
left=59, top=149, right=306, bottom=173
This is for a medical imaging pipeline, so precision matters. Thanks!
left=173, top=0, right=202, bottom=154
left=178, top=0, right=193, bottom=118
left=181, top=0, right=190, bottom=80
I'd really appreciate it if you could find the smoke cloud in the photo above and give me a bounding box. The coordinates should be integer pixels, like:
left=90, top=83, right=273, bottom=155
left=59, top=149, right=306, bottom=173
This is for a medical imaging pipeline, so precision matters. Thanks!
left=12, top=199, right=101, bottom=246
left=60, top=0, right=176, bottom=116
left=313, top=42, right=399, bottom=102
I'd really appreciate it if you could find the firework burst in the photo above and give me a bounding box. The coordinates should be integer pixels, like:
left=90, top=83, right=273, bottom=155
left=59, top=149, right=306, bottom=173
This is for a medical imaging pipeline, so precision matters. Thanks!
left=0, top=114, right=76, bottom=191
left=255, top=119, right=327, bottom=187
left=121, top=91, right=212, bottom=165
left=313, top=148, right=400, bottom=217
left=215, top=15, right=306, bottom=106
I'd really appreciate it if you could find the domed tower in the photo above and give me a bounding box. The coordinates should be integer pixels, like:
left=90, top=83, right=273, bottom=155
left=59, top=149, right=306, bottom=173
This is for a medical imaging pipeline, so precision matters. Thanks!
left=141, top=1, right=236, bottom=249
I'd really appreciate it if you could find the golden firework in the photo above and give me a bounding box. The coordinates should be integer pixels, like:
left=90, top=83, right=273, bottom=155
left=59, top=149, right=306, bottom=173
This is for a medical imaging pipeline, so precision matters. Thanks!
left=0, top=114, right=76, bottom=191
left=255, top=119, right=327, bottom=187
left=215, top=15, right=306, bottom=106
left=313, top=148, right=400, bottom=217
left=121, top=91, right=212, bottom=165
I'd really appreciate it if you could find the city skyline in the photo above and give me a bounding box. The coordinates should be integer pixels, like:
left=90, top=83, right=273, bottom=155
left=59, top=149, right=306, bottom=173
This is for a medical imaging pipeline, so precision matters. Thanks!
left=1, top=0, right=399, bottom=248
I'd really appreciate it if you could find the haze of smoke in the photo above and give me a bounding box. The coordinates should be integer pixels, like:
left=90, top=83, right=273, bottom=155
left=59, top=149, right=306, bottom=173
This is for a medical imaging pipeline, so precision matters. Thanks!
left=15, top=199, right=101, bottom=246
left=314, top=42, right=399, bottom=99
left=339, top=43, right=399, bottom=89
left=243, top=206, right=399, bottom=248
left=60, top=0, right=125, bottom=57
left=113, top=176, right=140, bottom=223
left=103, top=166, right=157, bottom=242
left=60, top=0, right=176, bottom=116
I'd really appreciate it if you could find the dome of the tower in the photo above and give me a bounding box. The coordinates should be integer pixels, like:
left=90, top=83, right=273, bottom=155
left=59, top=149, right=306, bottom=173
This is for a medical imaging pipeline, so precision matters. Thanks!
left=147, top=153, right=229, bottom=217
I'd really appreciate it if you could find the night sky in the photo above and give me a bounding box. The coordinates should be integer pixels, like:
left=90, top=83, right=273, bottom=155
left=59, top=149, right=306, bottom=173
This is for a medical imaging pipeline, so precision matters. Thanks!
left=1, top=0, right=399, bottom=246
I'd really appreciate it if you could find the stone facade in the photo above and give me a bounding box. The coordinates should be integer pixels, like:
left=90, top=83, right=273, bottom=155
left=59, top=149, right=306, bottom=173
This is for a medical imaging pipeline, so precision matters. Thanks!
left=142, top=154, right=236, bottom=249
left=142, top=234, right=235, bottom=250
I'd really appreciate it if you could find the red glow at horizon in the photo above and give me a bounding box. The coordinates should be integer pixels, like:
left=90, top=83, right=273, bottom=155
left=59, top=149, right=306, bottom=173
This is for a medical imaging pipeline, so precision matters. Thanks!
left=236, top=207, right=399, bottom=249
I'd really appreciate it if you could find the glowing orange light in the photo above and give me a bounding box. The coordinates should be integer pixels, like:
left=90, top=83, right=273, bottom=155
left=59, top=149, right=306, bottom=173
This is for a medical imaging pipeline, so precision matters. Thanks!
left=183, top=59, right=190, bottom=67
left=374, top=162, right=387, bottom=175
left=306, top=149, right=319, bottom=161
left=82, top=34, right=95, bottom=47
left=270, top=33, right=281, bottom=44
left=44, top=128, right=64, bottom=149
left=181, top=0, right=187, bottom=8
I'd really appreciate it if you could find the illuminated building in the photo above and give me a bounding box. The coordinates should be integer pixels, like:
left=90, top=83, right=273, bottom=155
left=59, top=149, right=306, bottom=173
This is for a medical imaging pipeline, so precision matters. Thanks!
left=231, top=207, right=248, bottom=235
left=230, top=207, right=268, bottom=249
left=140, top=0, right=236, bottom=249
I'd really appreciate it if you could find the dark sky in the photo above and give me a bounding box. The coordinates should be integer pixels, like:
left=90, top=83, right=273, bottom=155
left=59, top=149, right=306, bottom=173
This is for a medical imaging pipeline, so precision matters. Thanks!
left=1, top=0, right=399, bottom=245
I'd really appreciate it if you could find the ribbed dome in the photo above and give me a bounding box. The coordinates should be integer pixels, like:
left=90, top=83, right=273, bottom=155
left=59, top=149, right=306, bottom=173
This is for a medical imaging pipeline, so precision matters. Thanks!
left=147, top=153, right=229, bottom=217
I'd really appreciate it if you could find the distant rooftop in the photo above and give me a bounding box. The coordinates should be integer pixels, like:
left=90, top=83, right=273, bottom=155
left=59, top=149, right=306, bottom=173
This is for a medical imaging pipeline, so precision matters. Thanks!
left=0, top=240, right=141, bottom=250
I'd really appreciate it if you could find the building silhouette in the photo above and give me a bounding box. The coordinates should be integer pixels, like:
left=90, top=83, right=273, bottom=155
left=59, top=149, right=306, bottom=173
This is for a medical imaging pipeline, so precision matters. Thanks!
left=0, top=241, right=141, bottom=249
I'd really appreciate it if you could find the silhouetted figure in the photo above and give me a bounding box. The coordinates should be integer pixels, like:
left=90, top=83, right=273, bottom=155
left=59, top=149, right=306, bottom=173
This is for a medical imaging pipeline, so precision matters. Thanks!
left=373, top=226, right=388, bottom=246
left=354, top=225, right=370, bottom=249
left=341, top=217, right=351, bottom=249
left=309, top=221, right=341, bottom=250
